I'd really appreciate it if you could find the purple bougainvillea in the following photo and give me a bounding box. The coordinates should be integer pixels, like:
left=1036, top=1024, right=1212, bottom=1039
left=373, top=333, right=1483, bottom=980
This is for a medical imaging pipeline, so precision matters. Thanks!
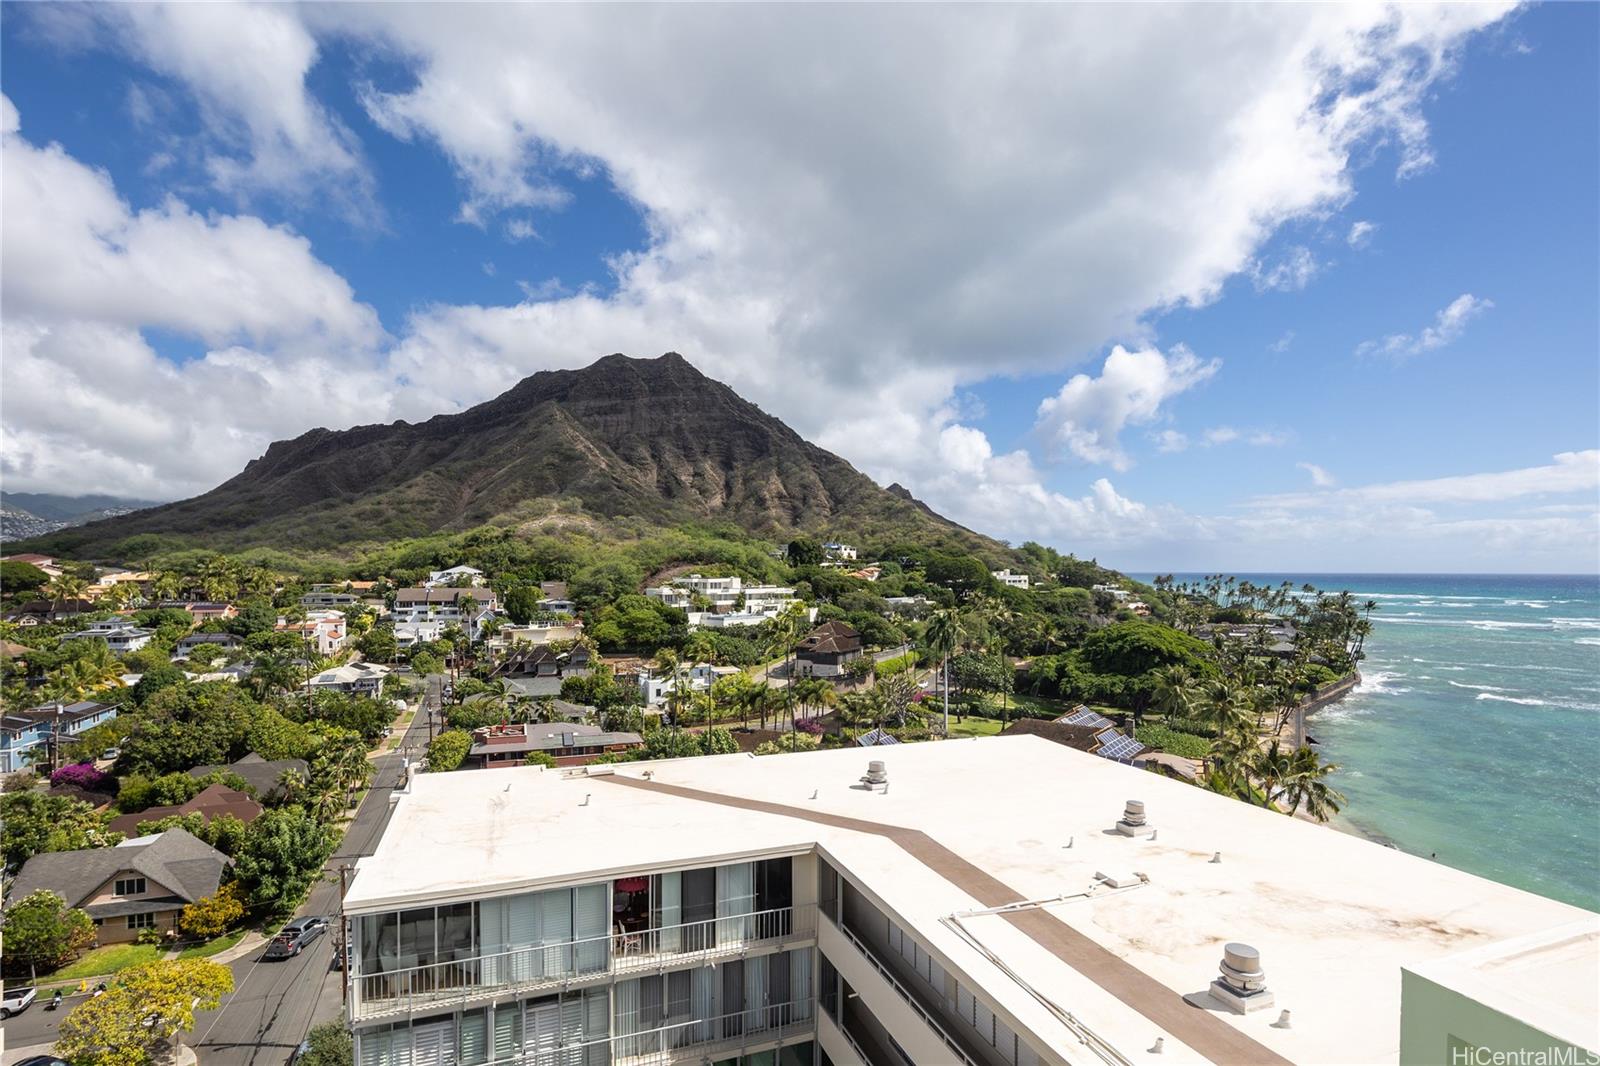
left=50, top=762, right=113, bottom=793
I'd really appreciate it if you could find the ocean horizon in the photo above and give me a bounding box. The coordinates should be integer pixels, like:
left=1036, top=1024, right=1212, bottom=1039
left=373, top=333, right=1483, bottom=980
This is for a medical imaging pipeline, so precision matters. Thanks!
left=1131, top=571, right=1600, bottom=913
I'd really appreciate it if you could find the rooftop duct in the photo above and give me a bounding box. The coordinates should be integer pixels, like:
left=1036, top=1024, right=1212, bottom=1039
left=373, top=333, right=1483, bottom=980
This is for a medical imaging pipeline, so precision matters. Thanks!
left=1114, top=799, right=1153, bottom=838
left=1208, top=942, right=1276, bottom=1014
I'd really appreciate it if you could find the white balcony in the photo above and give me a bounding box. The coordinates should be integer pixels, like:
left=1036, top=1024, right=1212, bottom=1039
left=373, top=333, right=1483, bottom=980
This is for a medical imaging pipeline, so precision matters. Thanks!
left=351, top=904, right=818, bottom=1022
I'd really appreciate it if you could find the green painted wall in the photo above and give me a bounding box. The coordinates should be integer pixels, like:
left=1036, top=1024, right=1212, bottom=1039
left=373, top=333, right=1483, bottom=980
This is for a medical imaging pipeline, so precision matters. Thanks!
left=1400, top=968, right=1594, bottom=1066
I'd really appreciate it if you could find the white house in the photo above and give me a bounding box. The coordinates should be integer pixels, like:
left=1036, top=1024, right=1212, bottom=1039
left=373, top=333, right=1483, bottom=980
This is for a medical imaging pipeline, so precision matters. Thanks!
left=62, top=622, right=155, bottom=654
left=1092, top=583, right=1132, bottom=601
left=991, top=568, right=1031, bottom=590
left=309, top=661, right=391, bottom=698
left=391, top=588, right=497, bottom=642
left=424, top=566, right=486, bottom=589
left=823, top=542, right=858, bottom=561
left=637, top=663, right=741, bottom=706
left=276, top=610, right=347, bottom=656
left=645, top=574, right=800, bottom=624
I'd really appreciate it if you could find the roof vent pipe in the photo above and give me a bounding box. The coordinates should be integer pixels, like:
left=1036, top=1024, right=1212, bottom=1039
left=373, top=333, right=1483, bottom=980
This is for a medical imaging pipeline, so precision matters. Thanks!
left=1115, top=799, right=1153, bottom=837
left=1208, top=942, right=1276, bottom=1014
left=861, top=760, right=888, bottom=787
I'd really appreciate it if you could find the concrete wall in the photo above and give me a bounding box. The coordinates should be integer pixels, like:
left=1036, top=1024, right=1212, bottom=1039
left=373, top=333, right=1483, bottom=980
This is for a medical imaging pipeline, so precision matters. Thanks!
left=1399, top=968, right=1593, bottom=1066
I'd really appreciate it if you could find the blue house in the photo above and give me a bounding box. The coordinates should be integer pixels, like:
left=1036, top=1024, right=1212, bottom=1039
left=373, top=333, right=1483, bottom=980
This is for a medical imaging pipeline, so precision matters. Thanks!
left=0, top=700, right=120, bottom=775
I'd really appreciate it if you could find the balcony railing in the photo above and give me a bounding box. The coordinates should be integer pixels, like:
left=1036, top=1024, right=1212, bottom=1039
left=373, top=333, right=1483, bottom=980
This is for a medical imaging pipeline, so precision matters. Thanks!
left=351, top=904, right=817, bottom=1021
left=833, top=918, right=978, bottom=1066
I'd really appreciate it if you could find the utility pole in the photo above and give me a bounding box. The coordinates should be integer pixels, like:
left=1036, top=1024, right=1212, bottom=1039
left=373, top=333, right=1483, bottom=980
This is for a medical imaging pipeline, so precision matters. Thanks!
left=338, top=863, right=351, bottom=1006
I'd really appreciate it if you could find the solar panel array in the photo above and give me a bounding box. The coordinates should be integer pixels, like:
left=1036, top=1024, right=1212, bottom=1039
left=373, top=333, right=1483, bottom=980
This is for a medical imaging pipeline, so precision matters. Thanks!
left=1096, top=731, right=1145, bottom=763
left=855, top=727, right=901, bottom=747
left=1058, top=708, right=1113, bottom=729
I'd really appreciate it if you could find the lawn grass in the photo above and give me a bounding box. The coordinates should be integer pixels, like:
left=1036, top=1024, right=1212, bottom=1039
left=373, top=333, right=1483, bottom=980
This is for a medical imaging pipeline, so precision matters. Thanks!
left=175, top=928, right=248, bottom=960
left=41, top=943, right=162, bottom=983
left=946, top=717, right=1005, bottom=738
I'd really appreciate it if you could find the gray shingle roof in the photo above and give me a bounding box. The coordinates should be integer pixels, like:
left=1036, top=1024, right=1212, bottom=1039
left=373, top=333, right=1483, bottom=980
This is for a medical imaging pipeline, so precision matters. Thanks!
left=6, top=828, right=229, bottom=914
left=188, top=753, right=308, bottom=797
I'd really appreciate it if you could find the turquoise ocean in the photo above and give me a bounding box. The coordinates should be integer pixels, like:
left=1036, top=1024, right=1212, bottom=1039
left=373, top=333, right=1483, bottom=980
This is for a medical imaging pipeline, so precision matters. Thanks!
left=1133, top=573, right=1600, bottom=912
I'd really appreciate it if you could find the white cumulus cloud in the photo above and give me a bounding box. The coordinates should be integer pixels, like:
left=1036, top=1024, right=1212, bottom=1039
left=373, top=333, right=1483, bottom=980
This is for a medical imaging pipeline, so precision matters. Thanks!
left=1357, top=293, right=1493, bottom=358
left=1036, top=345, right=1220, bottom=471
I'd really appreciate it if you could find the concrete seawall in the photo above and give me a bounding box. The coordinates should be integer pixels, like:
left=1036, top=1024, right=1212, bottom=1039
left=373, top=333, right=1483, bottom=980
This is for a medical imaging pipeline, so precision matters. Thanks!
left=1302, top=671, right=1361, bottom=719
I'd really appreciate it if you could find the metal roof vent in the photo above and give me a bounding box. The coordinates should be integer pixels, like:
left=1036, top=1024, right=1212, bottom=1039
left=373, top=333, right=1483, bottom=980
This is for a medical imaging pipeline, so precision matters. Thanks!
left=1114, top=799, right=1153, bottom=837
left=1208, top=942, right=1276, bottom=1014
left=861, top=760, right=888, bottom=787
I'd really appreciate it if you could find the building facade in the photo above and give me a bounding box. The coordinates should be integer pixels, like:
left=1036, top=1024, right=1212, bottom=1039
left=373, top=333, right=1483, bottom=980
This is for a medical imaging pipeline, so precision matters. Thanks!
left=343, top=741, right=1599, bottom=1066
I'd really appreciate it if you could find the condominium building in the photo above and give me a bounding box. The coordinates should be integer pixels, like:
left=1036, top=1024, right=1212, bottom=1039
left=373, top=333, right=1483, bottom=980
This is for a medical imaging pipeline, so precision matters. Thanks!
left=342, top=739, right=1597, bottom=1066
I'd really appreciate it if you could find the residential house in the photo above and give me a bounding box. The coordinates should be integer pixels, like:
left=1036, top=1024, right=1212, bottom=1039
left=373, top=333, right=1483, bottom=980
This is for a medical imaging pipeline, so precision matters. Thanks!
left=425, top=566, right=486, bottom=588
left=4, top=598, right=96, bottom=625
left=466, top=722, right=643, bottom=769
left=991, top=568, right=1031, bottom=590
left=498, top=621, right=585, bottom=647
left=1091, top=583, right=1131, bottom=601
left=277, top=610, right=347, bottom=656
left=794, top=621, right=864, bottom=678
left=1, top=700, right=121, bottom=772
left=392, top=588, right=498, bottom=640
left=823, top=542, right=858, bottom=561
left=492, top=644, right=593, bottom=682
left=189, top=753, right=309, bottom=800
left=536, top=597, right=576, bottom=616
left=308, top=661, right=390, bottom=698
left=302, top=589, right=362, bottom=609
left=5, top=828, right=229, bottom=945
left=883, top=595, right=932, bottom=614
left=2, top=553, right=64, bottom=578
left=1, top=713, right=51, bottom=774
left=847, top=565, right=882, bottom=582
left=107, top=782, right=264, bottom=837
left=645, top=574, right=798, bottom=614
left=63, top=621, right=156, bottom=654
left=539, top=581, right=569, bottom=600
left=638, top=663, right=741, bottom=706
left=158, top=600, right=239, bottom=623
left=340, top=741, right=1600, bottom=1066
left=174, top=632, right=245, bottom=659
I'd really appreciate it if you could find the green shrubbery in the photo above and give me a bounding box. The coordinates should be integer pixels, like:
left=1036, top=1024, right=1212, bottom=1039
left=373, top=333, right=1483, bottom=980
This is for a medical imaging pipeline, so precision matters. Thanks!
left=1134, top=725, right=1212, bottom=760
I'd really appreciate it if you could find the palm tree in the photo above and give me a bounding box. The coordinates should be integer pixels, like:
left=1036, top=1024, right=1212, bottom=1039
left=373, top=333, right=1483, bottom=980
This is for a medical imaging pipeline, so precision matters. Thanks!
left=151, top=571, right=182, bottom=602
left=243, top=566, right=278, bottom=598
left=197, top=555, right=239, bottom=602
left=250, top=651, right=299, bottom=700
left=1283, top=746, right=1346, bottom=822
left=924, top=609, right=961, bottom=736
left=1253, top=741, right=1294, bottom=808
left=44, top=573, right=89, bottom=605
left=1148, top=665, right=1193, bottom=728
left=274, top=767, right=307, bottom=805
left=1201, top=680, right=1254, bottom=740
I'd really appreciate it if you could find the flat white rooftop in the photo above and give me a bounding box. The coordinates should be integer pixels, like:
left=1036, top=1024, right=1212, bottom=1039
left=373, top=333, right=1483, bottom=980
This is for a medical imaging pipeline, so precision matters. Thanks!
left=351, top=736, right=1598, bottom=1064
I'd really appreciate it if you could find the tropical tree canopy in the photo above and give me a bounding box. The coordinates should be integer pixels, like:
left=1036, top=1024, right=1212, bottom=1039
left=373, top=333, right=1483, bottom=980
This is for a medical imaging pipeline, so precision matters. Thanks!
left=55, top=959, right=234, bottom=1066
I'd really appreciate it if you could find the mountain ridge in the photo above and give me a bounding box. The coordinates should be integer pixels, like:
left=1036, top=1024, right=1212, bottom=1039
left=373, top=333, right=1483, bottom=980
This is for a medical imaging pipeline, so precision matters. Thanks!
left=21, top=353, right=1005, bottom=561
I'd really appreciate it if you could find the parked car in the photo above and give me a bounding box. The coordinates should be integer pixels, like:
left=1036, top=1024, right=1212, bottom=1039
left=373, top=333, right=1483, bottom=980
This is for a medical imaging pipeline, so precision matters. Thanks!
left=262, top=916, right=329, bottom=959
left=1, top=985, right=37, bottom=1018
left=101, top=747, right=121, bottom=760
left=13, top=1056, right=69, bottom=1066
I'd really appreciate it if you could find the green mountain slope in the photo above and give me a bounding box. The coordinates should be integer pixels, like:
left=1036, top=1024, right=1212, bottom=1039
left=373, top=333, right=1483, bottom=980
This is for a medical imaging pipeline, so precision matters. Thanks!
left=28, top=353, right=1001, bottom=559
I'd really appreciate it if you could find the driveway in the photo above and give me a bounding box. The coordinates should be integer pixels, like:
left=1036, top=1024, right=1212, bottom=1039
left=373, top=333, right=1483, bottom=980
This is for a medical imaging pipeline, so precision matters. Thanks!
left=1, top=674, right=442, bottom=1066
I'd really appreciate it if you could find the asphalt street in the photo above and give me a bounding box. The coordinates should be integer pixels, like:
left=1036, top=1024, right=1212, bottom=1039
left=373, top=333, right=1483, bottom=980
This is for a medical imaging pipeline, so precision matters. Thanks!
left=2, top=675, right=440, bottom=1066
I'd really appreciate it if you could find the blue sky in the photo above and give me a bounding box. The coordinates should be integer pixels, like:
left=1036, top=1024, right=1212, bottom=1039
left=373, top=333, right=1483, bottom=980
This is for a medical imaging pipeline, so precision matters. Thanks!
left=1, top=3, right=1595, bottom=572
